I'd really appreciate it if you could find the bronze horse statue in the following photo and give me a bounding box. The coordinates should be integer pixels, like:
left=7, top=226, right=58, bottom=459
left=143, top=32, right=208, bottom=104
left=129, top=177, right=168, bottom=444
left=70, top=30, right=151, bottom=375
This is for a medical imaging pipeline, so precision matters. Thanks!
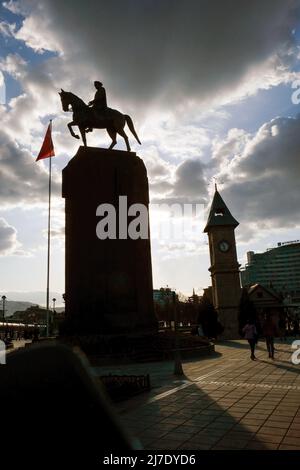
left=59, top=89, right=141, bottom=151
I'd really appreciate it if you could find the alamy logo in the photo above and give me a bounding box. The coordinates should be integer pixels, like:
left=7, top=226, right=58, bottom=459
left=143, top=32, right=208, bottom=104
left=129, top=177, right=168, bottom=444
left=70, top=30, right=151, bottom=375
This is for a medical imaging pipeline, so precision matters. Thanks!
left=96, top=196, right=149, bottom=240
left=0, top=340, right=6, bottom=365
left=95, top=196, right=205, bottom=241
left=291, top=340, right=300, bottom=365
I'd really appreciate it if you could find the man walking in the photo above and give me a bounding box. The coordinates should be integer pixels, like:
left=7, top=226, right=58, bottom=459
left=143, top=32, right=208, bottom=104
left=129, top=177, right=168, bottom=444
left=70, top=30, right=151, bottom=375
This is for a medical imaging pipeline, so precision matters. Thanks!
left=263, top=314, right=278, bottom=359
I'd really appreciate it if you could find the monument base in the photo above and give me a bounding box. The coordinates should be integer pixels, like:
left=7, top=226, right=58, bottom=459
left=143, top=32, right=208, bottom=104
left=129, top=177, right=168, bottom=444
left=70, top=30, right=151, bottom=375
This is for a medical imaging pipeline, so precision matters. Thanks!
left=62, top=146, right=157, bottom=336
left=59, top=331, right=215, bottom=363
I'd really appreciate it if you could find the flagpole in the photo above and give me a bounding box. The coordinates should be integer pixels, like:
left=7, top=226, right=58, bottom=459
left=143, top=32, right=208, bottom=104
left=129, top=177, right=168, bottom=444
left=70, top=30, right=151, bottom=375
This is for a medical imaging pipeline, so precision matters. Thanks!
left=46, top=121, right=52, bottom=337
left=35, top=119, right=55, bottom=337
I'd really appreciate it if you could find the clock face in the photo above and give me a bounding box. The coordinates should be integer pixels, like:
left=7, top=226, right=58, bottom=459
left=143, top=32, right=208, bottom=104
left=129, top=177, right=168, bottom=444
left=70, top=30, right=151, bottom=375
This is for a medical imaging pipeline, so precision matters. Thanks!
left=218, top=240, right=230, bottom=252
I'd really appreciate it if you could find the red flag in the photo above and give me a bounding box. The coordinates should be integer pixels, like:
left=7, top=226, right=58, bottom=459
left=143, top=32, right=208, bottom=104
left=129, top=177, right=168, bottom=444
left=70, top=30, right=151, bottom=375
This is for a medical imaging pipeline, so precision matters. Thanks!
left=36, top=121, right=55, bottom=161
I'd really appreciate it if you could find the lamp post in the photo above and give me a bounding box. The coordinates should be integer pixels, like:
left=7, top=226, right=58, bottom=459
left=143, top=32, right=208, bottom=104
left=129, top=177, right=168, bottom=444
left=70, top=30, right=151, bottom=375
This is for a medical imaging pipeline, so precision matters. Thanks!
left=1, top=295, right=6, bottom=323
left=48, top=298, right=56, bottom=337
left=173, top=290, right=184, bottom=376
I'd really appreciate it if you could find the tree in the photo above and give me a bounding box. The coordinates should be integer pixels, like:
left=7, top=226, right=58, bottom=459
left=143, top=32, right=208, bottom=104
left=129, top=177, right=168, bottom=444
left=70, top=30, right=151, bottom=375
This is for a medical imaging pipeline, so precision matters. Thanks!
left=177, top=291, right=187, bottom=302
left=197, top=292, right=223, bottom=338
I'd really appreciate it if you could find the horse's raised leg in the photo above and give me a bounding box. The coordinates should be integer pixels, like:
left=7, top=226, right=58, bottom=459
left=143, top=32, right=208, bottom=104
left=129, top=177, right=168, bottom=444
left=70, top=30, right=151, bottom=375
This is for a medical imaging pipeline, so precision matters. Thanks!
left=68, top=121, right=80, bottom=139
left=79, top=126, right=87, bottom=146
left=107, top=128, right=117, bottom=149
left=118, top=128, right=131, bottom=152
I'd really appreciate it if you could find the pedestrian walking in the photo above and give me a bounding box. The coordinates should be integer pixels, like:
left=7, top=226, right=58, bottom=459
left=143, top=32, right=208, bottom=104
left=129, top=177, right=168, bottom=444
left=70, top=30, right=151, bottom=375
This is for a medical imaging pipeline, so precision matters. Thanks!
left=243, top=319, right=257, bottom=360
left=263, top=314, right=278, bottom=359
left=197, top=324, right=204, bottom=337
left=293, top=316, right=299, bottom=337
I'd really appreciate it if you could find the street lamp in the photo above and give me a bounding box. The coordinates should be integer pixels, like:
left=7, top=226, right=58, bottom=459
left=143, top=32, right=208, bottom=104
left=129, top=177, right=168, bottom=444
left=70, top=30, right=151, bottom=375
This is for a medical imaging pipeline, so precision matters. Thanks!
left=173, top=290, right=184, bottom=376
left=1, top=295, right=6, bottom=323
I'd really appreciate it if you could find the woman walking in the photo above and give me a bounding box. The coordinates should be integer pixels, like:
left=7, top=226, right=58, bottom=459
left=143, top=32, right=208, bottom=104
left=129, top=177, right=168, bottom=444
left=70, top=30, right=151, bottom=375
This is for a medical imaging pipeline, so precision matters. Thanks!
left=243, top=319, right=257, bottom=360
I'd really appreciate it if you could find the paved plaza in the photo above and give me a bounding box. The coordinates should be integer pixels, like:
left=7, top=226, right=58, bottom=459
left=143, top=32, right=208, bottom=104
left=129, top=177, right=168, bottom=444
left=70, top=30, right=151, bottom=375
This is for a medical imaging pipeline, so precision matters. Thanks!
left=93, top=339, right=300, bottom=450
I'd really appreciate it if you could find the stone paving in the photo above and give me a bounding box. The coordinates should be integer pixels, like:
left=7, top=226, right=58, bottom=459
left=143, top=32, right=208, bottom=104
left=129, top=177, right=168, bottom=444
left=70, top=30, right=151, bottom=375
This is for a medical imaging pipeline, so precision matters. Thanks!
left=93, top=339, right=300, bottom=450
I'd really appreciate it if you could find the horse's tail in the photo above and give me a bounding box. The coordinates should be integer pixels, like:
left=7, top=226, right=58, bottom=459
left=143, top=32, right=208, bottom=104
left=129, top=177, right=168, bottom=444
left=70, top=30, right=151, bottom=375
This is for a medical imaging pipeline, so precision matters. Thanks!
left=125, top=115, right=141, bottom=145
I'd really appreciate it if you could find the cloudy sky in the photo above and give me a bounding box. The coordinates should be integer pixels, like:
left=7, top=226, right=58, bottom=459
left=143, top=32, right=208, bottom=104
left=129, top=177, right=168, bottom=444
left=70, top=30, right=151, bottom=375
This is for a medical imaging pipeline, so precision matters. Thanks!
left=1, top=0, right=300, bottom=305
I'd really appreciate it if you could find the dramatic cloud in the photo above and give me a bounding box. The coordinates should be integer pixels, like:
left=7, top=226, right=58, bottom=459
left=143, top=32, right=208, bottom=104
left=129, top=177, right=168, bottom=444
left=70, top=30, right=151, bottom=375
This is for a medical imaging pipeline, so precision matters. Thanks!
left=214, top=116, right=300, bottom=233
left=0, top=217, right=18, bottom=255
left=0, top=53, right=27, bottom=78
left=172, top=159, right=208, bottom=199
left=0, top=20, right=16, bottom=38
left=4, top=0, right=300, bottom=112
left=0, top=71, right=6, bottom=104
left=0, top=129, right=60, bottom=208
left=150, top=158, right=208, bottom=205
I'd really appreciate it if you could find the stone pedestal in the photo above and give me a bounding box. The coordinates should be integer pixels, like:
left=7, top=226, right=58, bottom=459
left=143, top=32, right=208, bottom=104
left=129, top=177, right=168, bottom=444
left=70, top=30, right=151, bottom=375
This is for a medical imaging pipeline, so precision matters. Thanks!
left=62, top=146, right=157, bottom=335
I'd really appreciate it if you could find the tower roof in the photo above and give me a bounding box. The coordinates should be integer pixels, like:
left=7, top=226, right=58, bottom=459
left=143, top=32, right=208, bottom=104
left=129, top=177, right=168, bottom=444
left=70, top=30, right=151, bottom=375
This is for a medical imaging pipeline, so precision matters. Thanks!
left=204, top=189, right=239, bottom=232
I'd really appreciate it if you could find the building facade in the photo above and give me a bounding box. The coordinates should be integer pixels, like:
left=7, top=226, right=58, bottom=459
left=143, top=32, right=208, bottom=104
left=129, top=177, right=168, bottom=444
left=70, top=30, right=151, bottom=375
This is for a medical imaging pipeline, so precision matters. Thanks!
left=241, top=241, right=300, bottom=299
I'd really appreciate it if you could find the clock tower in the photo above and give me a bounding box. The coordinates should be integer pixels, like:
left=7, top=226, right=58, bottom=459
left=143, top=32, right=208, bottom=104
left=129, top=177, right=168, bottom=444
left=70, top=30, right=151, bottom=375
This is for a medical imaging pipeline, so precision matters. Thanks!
left=204, top=187, right=241, bottom=339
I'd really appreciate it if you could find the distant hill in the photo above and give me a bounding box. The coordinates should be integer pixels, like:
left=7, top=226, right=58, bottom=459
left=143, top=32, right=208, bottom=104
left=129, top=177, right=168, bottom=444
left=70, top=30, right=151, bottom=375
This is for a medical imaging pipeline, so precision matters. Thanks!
left=0, top=301, right=65, bottom=318
left=0, top=291, right=63, bottom=308
left=2, top=301, right=36, bottom=317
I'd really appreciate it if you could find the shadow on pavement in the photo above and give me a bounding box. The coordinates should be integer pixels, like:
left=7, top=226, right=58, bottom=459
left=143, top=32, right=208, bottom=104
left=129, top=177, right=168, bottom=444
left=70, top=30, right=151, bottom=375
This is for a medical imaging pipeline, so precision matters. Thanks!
left=216, top=340, right=265, bottom=351
left=258, top=358, right=298, bottom=373
left=179, top=351, right=223, bottom=363
left=119, top=366, right=270, bottom=450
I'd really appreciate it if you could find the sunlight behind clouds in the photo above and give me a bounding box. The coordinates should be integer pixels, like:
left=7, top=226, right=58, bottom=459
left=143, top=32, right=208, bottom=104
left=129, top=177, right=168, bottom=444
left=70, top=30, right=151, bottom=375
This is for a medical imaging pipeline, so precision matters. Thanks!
left=1, top=0, right=300, bottom=296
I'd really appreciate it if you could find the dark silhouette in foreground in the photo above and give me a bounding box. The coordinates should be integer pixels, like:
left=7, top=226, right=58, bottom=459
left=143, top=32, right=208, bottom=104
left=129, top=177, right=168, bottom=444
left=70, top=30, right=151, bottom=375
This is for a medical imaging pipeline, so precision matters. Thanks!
left=197, top=292, right=224, bottom=339
left=0, top=343, right=134, bottom=463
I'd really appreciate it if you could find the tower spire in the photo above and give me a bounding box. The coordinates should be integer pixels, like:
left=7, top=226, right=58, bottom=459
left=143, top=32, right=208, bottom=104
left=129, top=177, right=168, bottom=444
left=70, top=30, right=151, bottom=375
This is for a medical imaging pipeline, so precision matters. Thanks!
left=213, top=176, right=218, bottom=192
left=204, top=188, right=239, bottom=233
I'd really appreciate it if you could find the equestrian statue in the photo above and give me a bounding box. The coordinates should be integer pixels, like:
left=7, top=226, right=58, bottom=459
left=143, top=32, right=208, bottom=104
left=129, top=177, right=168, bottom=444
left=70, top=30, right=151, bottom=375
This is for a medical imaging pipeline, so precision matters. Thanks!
left=59, top=81, right=141, bottom=151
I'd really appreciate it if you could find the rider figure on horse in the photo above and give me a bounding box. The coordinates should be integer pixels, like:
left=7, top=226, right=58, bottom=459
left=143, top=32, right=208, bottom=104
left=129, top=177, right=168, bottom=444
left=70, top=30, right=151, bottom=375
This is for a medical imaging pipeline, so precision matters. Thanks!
left=86, top=81, right=107, bottom=132
left=88, top=81, right=107, bottom=120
